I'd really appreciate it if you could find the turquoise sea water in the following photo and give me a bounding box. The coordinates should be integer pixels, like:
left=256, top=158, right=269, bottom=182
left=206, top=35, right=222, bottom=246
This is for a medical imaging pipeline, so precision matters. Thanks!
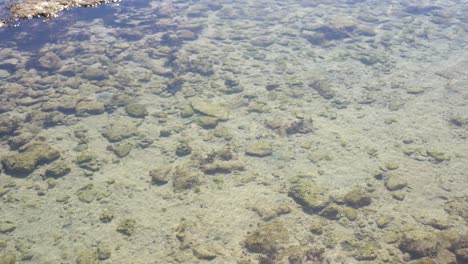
left=0, top=0, right=467, bottom=263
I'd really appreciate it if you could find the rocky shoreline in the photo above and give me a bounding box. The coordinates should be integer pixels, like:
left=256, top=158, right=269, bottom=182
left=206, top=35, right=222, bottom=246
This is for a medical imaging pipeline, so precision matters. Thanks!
left=0, top=0, right=118, bottom=25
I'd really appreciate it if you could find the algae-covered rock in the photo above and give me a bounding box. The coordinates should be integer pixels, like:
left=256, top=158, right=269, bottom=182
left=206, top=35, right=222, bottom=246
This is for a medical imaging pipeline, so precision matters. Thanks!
left=289, top=179, right=328, bottom=211
left=309, top=80, right=336, bottom=99
left=97, top=243, right=111, bottom=260
left=342, top=207, right=358, bottom=221
left=0, top=222, right=16, bottom=233
left=38, top=52, right=62, bottom=71
left=2, top=142, right=60, bottom=176
left=399, top=229, right=439, bottom=258
left=196, top=116, right=219, bottom=129
left=244, top=221, right=289, bottom=254
left=76, top=150, right=97, bottom=164
left=76, top=249, right=98, bottom=264
left=190, top=98, right=230, bottom=120
left=99, top=210, right=114, bottom=223
left=343, top=188, right=372, bottom=208
left=245, top=141, right=273, bottom=157
left=102, top=119, right=139, bottom=142
left=180, top=105, right=195, bottom=118
left=202, top=161, right=245, bottom=174
left=319, top=204, right=341, bottom=220
left=125, top=103, right=148, bottom=118
left=149, top=166, right=171, bottom=185
left=384, top=174, right=407, bottom=191
left=75, top=101, right=105, bottom=116
left=82, top=67, right=109, bottom=81
left=107, top=143, right=133, bottom=158
left=0, top=115, right=20, bottom=136
left=0, top=254, right=16, bottom=264
left=376, top=215, right=393, bottom=228
left=7, top=132, right=35, bottom=150
left=426, top=149, right=450, bottom=163
left=455, top=248, right=468, bottom=262
left=45, top=162, right=71, bottom=178
left=116, top=218, right=137, bottom=236
left=175, top=142, right=192, bottom=157
left=412, top=210, right=449, bottom=230
left=384, top=161, right=400, bottom=170
left=192, top=244, right=219, bottom=260
left=353, top=243, right=378, bottom=261
left=75, top=150, right=100, bottom=172
left=172, top=166, right=201, bottom=191
left=77, top=184, right=98, bottom=203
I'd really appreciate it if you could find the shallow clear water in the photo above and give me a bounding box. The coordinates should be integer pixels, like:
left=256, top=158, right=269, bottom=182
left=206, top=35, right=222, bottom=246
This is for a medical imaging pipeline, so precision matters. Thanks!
left=0, top=0, right=467, bottom=263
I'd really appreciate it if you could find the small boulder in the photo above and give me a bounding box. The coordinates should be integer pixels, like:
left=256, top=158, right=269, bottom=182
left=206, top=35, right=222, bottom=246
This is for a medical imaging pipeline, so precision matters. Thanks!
left=384, top=174, right=408, bottom=191
left=45, top=162, right=71, bottom=178
left=2, top=142, right=60, bottom=176
left=399, top=230, right=439, bottom=258
left=149, top=166, right=171, bottom=185
left=82, top=67, right=109, bottom=81
left=107, top=143, right=133, bottom=158
left=289, top=179, right=328, bottom=212
left=76, top=101, right=105, bottom=116
left=244, top=221, right=289, bottom=254
left=245, top=141, right=273, bottom=157
left=344, top=189, right=372, bottom=208
left=176, top=142, right=192, bottom=157
left=190, top=98, right=229, bottom=120
left=125, top=103, right=148, bottom=118
left=172, top=166, right=201, bottom=191
left=38, top=52, right=62, bottom=71
left=116, top=218, right=137, bottom=236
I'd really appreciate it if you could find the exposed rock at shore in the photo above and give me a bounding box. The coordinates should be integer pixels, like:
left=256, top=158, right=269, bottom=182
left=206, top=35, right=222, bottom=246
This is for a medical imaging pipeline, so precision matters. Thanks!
left=5, top=0, right=119, bottom=21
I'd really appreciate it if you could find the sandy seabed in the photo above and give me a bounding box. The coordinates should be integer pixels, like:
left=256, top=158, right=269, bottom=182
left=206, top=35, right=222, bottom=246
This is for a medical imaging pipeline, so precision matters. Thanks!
left=0, top=0, right=467, bottom=263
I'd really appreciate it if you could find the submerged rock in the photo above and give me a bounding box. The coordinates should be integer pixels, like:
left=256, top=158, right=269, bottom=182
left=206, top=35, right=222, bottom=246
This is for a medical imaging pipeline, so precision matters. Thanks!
left=82, top=67, right=109, bottom=81
left=149, top=166, right=171, bottom=185
left=2, top=142, right=60, bottom=176
left=77, top=185, right=98, bottom=203
left=44, top=162, right=71, bottom=178
left=244, top=221, right=289, bottom=255
left=245, top=141, right=273, bottom=157
left=399, top=230, right=439, bottom=258
left=116, top=218, right=137, bottom=236
left=196, top=116, right=219, bottom=129
left=76, top=150, right=100, bottom=172
left=176, top=142, right=192, bottom=157
left=7, top=132, right=35, bottom=150
left=343, top=189, right=372, bottom=208
left=0, top=115, right=20, bottom=136
left=75, top=100, right=105, bottom=116
left=384, top=174, right=408, bottom=191
left=172, top=166, right=201, bottom=191
left=37, top=52, right=62, bottom=71
left=309, top=80, right=336, bottom=100
left=0, top=253, right=16, bottom=263
left=75, top=249, right=98, bottom=264
left=289, top=179, right=329, bottom=212
left=107, top=143, right=133, bottom=158
left=125, top=103, right=148, bottom=118
left=201, top=160, right=245, bottom=174
left=102, top=119, right=139, bottom=142
left=190, top=98, right=229, bottom=120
